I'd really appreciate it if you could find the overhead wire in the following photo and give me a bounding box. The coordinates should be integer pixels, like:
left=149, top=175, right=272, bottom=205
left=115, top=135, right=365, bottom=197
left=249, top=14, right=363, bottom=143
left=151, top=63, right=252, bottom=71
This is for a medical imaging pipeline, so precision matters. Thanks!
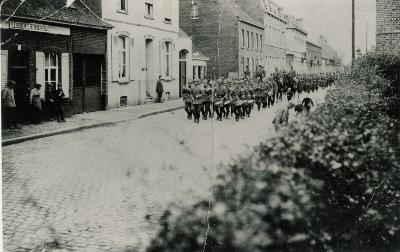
left=1, top=3, right=69, bottom=46
left=1, top=0, right=27, bottom=25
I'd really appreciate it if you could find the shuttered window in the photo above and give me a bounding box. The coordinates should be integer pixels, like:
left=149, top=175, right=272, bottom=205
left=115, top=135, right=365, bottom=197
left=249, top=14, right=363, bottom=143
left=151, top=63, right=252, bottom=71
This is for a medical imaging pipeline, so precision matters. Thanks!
left=164, top=42, right=172, bottom=77
left=119, top=36, right=128, bottom=79
left=45, top=53, right=61, bottom=87
left=1, top=50, right=8, bottom=91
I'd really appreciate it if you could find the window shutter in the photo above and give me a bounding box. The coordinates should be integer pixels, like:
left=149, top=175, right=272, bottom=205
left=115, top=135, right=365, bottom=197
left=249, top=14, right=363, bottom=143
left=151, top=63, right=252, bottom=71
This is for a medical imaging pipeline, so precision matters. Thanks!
left=159, top=40, right=164, bottom=77
left=111, top=34, right=119, bottom=81
left=129, top=37, right=135, bottom=81
left=61, top=53, right=70, bottom=98
left=1, top=50, right=8, bottom=91
left=35, top=52, right=46, bottom=100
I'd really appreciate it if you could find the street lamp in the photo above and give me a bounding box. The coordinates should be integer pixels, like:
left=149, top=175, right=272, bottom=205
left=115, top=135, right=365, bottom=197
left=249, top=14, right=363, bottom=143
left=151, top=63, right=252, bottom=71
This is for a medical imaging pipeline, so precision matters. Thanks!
left=190, top=0, right=199, bottom=20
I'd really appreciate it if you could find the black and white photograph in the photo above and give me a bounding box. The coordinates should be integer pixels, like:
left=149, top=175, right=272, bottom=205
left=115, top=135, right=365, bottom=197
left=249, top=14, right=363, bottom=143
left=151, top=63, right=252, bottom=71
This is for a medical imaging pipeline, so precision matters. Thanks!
left=1, top=0, right=399, bottom=251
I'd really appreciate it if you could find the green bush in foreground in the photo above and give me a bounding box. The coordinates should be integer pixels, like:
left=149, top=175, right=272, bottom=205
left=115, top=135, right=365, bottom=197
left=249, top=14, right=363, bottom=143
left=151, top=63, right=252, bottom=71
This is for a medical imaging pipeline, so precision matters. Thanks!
left=147, top=55, right=400, bottom=252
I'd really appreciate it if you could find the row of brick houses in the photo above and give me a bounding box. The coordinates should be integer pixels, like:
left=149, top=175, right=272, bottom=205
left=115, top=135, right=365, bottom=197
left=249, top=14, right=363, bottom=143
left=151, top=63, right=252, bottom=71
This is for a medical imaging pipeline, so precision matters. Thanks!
left=0, top=0, right=209, bottom=121
left=180, top=0, right=341, bottom=78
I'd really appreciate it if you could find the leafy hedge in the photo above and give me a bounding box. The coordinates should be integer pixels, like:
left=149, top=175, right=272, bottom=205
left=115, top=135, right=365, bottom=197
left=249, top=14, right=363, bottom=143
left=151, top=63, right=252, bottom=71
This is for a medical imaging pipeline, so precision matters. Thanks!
left=147, top=54, right=400, bottom=252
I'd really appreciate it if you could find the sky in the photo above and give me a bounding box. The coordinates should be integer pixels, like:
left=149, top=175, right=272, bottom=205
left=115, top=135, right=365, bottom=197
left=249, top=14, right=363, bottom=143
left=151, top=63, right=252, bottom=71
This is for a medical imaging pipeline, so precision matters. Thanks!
left=275, top=0, right=376, bottom=65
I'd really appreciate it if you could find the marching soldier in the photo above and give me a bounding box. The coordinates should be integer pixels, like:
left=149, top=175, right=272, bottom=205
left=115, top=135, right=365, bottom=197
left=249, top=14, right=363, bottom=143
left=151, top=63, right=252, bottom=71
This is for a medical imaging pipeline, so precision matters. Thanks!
left=254, top=79, right=263, bottom=111
left=223, top=79, right=232, bottom=119
left=190, top=81, right=203, bottom=123
left=182, top=83, right=193, bottom=120
left=214, top=78, right=227, bottom=121
left=201, top=82, right=212, bottom=120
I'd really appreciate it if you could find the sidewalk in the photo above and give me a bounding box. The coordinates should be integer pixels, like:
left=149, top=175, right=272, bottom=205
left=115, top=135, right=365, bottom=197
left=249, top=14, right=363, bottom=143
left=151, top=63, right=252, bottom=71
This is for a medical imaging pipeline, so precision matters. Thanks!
left=2, top=99, right=183, bottom=146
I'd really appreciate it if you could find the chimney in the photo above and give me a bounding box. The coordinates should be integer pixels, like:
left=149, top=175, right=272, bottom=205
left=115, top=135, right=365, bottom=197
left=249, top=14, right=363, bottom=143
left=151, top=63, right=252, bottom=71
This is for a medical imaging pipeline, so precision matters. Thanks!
left=295, top=18, right=303, bottom=28
left=278, top=7, right=283, bottom=16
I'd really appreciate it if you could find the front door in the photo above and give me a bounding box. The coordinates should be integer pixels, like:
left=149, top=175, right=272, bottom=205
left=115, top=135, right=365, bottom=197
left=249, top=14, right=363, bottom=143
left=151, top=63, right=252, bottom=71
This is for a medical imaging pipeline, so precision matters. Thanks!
left=73, top=54, right=104, bottom=114
left=179, top=61, right=186, bottom=97
left=145, top=39, right=154, bottom=98
left=8, top=50, right=30, bottom=123
left=179, top=50, right=187, bottom=98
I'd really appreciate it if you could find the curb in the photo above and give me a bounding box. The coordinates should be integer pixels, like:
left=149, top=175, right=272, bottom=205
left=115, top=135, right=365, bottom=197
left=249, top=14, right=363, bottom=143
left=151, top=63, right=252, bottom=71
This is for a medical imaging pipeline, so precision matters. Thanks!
left=138, top=105, right=184, bottom=119
left=2, top=105, right=183, bottom=147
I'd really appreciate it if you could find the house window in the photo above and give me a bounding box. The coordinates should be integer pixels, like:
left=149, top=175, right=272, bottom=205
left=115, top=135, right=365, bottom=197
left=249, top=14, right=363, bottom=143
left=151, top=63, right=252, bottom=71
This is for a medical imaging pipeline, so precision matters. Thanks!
left=251, top=32, right=254, bottom=49
left=241, top=29, right=245, bottom=47
left=247, top=31, right=250, bottom=48
left=164, top=42, right=172, bottom=77
left=256, top=33, right=259, bottom=50
left=260, top=35, right=263, bottom=52
left=119, top=0, right=127, bottom=12
left=145, top=2, right=153, bottom=18
left=45, top=53, right=61, bottom=86
left=241, top=57, right=245, bottom=74
left=118, top=36, right=128, bottom=79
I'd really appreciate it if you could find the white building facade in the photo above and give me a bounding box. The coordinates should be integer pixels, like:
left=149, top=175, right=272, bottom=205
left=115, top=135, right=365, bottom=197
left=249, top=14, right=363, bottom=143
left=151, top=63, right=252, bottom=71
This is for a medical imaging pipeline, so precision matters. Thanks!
left=285, top=16, right=307, bottom=73
left=103, top=0, right=182, bottom=108
left=263, top=0, right=287, bottom=75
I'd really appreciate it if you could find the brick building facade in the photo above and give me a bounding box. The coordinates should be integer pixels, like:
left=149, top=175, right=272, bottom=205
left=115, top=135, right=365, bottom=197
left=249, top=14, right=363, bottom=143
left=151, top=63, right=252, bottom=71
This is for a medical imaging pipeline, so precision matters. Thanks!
left=180, top=0, right=264, bottom=79
left=376, top=0, right=400, bottom=54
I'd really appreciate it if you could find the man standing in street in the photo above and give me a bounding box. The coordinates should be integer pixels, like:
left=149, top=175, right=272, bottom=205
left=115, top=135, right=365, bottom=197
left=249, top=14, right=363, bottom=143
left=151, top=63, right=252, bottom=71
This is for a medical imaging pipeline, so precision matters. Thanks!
left=30, top=83, right=42, bottom=124
left=51, top=83, right=66, bottom=123
left=1, top=80, right=20, bottom=129
left=190, top=81, right=203, bottom=123
left=156, top=75, right=164, bottom=103
left=272, top=92, right=295, bottom=132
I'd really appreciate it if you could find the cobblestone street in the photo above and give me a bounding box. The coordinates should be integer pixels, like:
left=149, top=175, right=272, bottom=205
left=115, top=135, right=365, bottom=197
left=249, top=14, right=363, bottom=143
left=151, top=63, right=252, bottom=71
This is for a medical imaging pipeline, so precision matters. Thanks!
left=2, top=90, right=327, bottom=252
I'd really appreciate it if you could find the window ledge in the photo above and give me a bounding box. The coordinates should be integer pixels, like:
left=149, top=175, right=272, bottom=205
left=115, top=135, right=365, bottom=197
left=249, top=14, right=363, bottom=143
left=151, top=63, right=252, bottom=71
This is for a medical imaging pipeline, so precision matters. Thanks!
left=162, top=77, right=174, bottom=82
left=117, top=10, right=128, bottom=14
left=144, top=15, right=154, bottom=20
left=118, top=79, right=131, bottom=85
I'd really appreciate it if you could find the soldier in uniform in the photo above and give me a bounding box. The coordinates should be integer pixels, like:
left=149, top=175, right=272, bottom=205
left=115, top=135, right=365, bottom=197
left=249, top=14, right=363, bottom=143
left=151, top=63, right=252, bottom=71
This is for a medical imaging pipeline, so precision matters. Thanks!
left=201, top=82, right=213, bottom=120
left=261, top=79, right=269, bottom=109
left=231, top=82, right=243, bottom=121
left=254, top=79, right=263, bottom=111
left=223, top=79, right=232, bottom=119
left=190, top=81, right=203, bottom=123
left=182, top=83, right=193, bottom=120
left=213, top=78, right=227, bottom=121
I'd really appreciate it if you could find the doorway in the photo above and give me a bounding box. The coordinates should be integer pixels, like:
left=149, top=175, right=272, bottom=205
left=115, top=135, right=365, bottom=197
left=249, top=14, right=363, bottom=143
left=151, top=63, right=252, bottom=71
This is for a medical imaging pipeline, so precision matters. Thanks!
left=145, top=38, right=154, bottom=98
left=8, top=50, right=30, bottom=123
left=179, top=50, right=187, bottom=98
left=73, top=54, right=105, bottom=114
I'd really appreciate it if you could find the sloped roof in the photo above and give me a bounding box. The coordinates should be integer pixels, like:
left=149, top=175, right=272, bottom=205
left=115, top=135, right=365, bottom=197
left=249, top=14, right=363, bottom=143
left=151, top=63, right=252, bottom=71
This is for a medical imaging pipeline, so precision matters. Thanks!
left=285, top=16, right=307, bottom=35
left=179, top=29, right=190, bottom=38
left=232, top=1, right=264, bottom=29
left=1, top=0, right=112, bottom=29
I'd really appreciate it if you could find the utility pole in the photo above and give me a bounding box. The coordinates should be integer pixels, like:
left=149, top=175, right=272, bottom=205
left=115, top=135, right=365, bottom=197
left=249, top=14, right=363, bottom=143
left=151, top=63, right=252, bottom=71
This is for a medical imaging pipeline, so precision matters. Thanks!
left=366, top=21, right=368, bottom=54
left=352, top=0, right=355, bottom=60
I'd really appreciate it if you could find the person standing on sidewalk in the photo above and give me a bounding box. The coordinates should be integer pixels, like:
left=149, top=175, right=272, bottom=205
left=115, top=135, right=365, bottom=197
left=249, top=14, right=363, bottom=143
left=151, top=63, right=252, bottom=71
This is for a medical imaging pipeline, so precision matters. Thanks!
left=156, top=75, right=164, bottom=103
left=52, top=83, right=66, bottom=123
left=30, top=83, right=42, bottom=124
left=1, top=80, right=20, bottom=129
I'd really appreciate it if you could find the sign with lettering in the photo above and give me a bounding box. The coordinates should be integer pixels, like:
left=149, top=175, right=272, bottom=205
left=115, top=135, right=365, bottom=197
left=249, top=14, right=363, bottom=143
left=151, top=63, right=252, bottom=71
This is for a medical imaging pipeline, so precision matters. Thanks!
left=5, top=21, right=70, bottom=36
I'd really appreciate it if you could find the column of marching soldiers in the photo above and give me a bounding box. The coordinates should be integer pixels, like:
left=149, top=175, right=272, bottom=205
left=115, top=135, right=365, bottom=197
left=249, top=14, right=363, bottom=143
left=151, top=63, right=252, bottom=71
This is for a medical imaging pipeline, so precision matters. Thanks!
left=182, top=69, right=339, bottom=123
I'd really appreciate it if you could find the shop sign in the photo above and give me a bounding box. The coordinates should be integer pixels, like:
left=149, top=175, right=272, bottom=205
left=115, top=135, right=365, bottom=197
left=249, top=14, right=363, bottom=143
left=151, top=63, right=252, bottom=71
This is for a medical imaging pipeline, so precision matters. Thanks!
left=5, top=21, right=70, bottom=36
